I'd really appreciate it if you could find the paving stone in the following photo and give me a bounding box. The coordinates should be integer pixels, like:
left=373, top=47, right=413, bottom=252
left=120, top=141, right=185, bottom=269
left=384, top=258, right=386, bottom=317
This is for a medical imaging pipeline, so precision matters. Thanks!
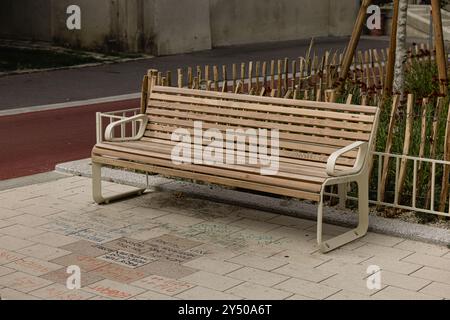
left=137, top=260, right=198, bottom=279
left=0, top=271, right=53, bottom=293
left=85, top=279, right=145, bottom=300
left=271, top=250, right=326, bottom=268
left=50, top=254, right=109, bottom=272
left=267, top=215, right=316, bottom=229
left=89, top=263, right=148, bottom=283
left=274, top=277, right=340, bottom=300
left=133, top=290, right=178, bottom=300
left=177, top=286, right=241, bottom=300
left=28, top=232, right=79, bottom=247
left=228, top=253, right=287, bottom=271
left=41, top=267, right=104, bottom=287
left=394, top=240, right=449, bottom=257
left=127, top=228, right=171, bottom=241
left=326, top=290, right=373, bottom=300
left=360, top=256, right=422, bottom=275
left=5, top=257, right=62, bottom=276
left=59, top=240, right=114, bottom=257
left=419, top=282, right=450, bottom=299
left=311, top=247, right=372, bottom=264
left=0, top=220, right=15, bottom=229
left=230, top=218, right=279, bottom=233
left=71, top=229, right=121, bottom=244
left=359, top=233, right=405, bottom=247
left=148, top=234, right=203, bottom=250
left=233, top=208, right=279, bottom=221
left=315, top=260, right=370, bottom=278
left=411, top=266, right=450, bottom=285
left=98, top=250, right=153, bottom=268
left=0, top=265, right=14, bottom=276
left=226, top=282, right=292, bottom=300
left=187, top=244, right=241, bottom=260
left=379, top=270, right=431, bottom=291
left=0, top=208, right=23, bottom=219
left=285, top=294, right=314, bottom=300
left=142, top=236, right=201, bottom=264
left=403, top=252, right=450, bottom=271
left=131, top=275, right=194, bottom=296
left=272, top=263, right=335, bottom=282
left=227, top=267, right=288, bottom=287
left=17, top=244, right=71, bottom=261
left=6, top=214, right=50, bottom=227
left=321, top=273, right=384, bottom=296
left=30, top=283, right=95, bottom=300
left=180, top=271, right=242, bottom=291
left=0, top=287, right=40, bottom=300
left=353, top=243, right=413, bottom=260
left=0, top=248, right=25, bottom=264
left=102, top=237, right=154, bottom=255
left=183, top=257, right=241, bottom=275
left=373, top=286, right=438, bottom=300
left=0, top=224, right=46, bottom=238
left=18, top=205, right=63, bottom=217
left=0, top=235, right=34, bottom=251
left=153, top=213, right=205, bottom=227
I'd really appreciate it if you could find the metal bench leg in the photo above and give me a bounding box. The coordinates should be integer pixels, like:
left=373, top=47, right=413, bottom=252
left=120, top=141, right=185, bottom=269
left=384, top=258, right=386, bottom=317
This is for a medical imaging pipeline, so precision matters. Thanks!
left=337, top=183, right=347, bottom=209
left=92, top=162, right=146, bottom=204
left=318, top=176, right=369, bottom=253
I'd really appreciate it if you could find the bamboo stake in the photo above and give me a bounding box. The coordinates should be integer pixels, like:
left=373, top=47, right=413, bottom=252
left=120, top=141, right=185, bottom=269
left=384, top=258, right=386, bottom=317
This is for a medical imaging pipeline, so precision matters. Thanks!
left=277, top=60, right=282, bottom=97
left=213, top=65, right=219, bottom=91
left=283, top=58, right=289, bottom=91
left=232, top=64, right=237, bottom=93
left=248, top=61, right=253, bottom=93
left=177, top=69, right=183, bottom=88
left=379, top=95, right=400, bottom=203
left=431, top=0, right=448, bottom=96
left=425, top=97, right=445, bottom=208
left=339, top=0, right=373, bottom=90
left=222, top=65, right=227, bottom=93
left=397, top=94, right=414, bottom=197
left=241, top=63, right=246, bottom=90
left=262, top=61, right=267, bottom=90
left=255, top=61, right=260, bottom=92
left=384, top=0, right=399, bottom=98
left=439, top=101, right=450, bottom=212
left=140, top=75, right=149, bottom=114
left=187, top=67, right=193, bottom=89
left=270, top=60, right=275, bottom=90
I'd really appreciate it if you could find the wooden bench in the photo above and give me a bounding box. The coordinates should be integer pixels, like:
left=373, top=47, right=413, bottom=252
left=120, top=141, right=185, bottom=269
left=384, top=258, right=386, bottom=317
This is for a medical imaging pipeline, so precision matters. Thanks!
left=92, top=77, right=380, bottom=253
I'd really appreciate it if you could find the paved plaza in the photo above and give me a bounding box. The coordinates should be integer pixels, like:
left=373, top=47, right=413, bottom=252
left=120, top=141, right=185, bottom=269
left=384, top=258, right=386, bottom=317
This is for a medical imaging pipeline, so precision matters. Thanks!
left=0, top=174, right=449, bottom=300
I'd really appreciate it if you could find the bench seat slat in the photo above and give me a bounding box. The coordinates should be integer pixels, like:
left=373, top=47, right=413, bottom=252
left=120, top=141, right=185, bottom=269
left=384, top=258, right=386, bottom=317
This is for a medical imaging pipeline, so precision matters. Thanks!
left=147, top=115, right=371, bottom=141
left=92, top=155, right=321, bottom=202
left=147, top=123, right=356, bottom=148
left=93, top=144, right=325, bottom=192
left=153, top=86, right=377, bottom=114
left=149, top=93, right=375, bottom=123
left=147, top=108, right=373, bottom=132
left=115, top=139, right=338, bottom=178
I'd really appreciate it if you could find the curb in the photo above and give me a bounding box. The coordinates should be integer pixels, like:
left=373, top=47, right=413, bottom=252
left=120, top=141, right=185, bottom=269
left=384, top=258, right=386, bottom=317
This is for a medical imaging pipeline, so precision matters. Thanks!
left=55, top=158, right=450, bottom=247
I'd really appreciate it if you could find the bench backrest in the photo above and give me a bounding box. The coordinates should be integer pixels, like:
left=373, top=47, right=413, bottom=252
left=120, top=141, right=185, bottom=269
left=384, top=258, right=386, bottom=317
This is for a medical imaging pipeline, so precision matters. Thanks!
left=144, top=85, right=379, bottom=169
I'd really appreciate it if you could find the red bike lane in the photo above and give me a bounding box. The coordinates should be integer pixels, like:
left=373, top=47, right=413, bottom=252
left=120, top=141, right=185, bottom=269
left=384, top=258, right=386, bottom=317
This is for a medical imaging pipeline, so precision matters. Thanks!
left=0, top=99, right=140, bottom=180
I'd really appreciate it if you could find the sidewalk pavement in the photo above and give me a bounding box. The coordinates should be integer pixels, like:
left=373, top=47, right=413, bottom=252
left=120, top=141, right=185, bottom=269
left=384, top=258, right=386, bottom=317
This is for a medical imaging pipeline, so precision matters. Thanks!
left=0, top=36, right=391, bottom=111
left=1, top=173, right=449, bottom=300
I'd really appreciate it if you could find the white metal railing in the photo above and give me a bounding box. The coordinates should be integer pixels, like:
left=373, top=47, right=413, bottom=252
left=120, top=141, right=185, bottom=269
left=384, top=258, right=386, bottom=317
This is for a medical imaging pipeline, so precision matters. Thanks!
left=96, top=108, right=141, bottom=144
left=96, top=108, right=450, bottom=218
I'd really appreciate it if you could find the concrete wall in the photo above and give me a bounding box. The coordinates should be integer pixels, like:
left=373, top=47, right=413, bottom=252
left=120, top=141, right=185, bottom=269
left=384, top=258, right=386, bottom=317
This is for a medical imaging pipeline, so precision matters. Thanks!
left=0, top=0, right=358, bottom=55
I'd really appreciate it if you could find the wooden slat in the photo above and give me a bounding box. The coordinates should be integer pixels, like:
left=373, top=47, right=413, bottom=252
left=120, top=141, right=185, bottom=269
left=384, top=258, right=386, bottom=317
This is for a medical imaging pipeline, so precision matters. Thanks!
left=148, top=102, right=372, bottom=132
left=92, top=155, right=320, bottom=201
left=152, top=86, right=377, bottom=114
left=93, top=145, right=324, bottom=192
left=149, top=93, right=375, bottom=123
left=146, top=113, right=370, bottom=142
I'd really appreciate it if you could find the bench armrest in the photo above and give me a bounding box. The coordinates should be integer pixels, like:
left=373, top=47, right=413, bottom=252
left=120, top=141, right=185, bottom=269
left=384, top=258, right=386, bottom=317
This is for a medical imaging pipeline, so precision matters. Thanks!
left=326, top=141, right=368, bottom=177
left=104, top=114, right=148, bottom=142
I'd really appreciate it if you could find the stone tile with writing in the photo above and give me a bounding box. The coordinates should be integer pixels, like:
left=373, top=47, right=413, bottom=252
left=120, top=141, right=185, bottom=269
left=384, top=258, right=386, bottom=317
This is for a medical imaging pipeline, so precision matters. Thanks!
left=5, top=257, right=62, bottom=276
left=145, top=234, right=203, bottom=251
left=50, top=254, right=109, bottom=272
left=97, top=250, right=153, bottom=269
left=72, top=229, right=121, bottom=244
left=142, top=237, right=201, bottom=264
left=41, top=267, right=104, bottom=287
left=102, top=238, right=153, bottom=255
left=131, top=275, right=194, bottom=296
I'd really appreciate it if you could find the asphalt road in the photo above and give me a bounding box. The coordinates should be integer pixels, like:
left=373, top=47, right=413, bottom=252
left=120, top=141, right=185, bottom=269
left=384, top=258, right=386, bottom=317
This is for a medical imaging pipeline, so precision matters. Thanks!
left=0, top=99, right=139, bottom=180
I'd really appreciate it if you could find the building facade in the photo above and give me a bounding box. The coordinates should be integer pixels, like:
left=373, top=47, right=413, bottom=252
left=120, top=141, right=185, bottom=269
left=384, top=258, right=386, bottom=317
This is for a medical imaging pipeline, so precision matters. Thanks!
left=0, top=0, right=359, bottom=55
